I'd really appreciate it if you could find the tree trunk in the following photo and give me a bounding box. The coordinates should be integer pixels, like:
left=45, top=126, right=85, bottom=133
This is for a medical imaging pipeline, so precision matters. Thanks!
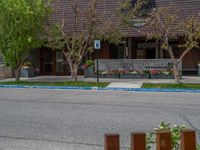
left=14, top=68, right=20, bottom=81
left=173, top=62, right=181, bottom=83
left=71, top=63, right=78, bottom=81
left=68, top=60, right=79, bottom=81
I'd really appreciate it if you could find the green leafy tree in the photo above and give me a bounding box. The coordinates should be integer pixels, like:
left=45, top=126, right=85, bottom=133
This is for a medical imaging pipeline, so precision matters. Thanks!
left=46, top=0, right=121, bottom=81
left=0, top=0, right=51, bottom=81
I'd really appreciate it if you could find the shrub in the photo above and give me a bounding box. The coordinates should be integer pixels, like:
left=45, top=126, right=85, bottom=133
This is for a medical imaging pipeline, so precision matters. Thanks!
left=22, top=61, right=33, bottom=67
left=146, top=122, right=187, bottom=150
left=85, top=60, right=95, bottom=67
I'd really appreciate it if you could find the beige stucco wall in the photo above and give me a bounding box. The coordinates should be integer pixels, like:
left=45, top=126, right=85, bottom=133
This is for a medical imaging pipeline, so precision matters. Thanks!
left=0, top=65, right=12, bottom=79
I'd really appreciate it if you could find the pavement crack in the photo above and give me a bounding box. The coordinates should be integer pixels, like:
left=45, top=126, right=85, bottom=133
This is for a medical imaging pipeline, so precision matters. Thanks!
left=179, top=113, right=200, bottom=140
left=0, top=135, right=103, bottom=147
left=0, top=135, right=129, bottom=149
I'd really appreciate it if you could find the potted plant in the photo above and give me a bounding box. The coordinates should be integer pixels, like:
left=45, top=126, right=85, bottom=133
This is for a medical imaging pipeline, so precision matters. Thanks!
left=83, top=60, right=95, bottom=78
left=20, top=61, right=34, bottom=78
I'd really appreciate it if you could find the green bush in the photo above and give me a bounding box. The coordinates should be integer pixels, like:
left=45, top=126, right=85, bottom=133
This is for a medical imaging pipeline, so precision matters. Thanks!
left=146, top=122, right=187, bottom=150
left=23, top=61, right=33, bottom=67
left=85, top=60, right=94, bottom=67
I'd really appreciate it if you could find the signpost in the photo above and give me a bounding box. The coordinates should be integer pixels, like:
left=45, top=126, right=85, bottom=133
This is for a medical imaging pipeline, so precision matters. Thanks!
left=94, top=40, right=101, bottom=83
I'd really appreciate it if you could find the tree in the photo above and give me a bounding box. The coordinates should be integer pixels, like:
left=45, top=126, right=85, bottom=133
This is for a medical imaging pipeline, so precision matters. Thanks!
left=0, top=0, right=51, bottom=81
left=120, top=1, right=200, bottom=83
left=46, top=0, right=121, bottom=81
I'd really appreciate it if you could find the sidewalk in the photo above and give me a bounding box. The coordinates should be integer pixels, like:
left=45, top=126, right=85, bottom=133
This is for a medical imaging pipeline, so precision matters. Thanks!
left=0, top=76, right=200, bottom=89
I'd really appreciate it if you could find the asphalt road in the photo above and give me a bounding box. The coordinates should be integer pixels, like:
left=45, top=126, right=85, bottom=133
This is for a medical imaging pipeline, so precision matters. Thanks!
left=0, top=88, right=200, bottom=150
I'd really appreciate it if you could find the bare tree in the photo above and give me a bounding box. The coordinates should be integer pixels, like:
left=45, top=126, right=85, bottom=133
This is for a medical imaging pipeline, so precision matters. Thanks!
left=46, top=0, right=121, bottom=81
left=121, top=1, right=200, bottom=83
left=146, top=6, right=200, bottom=83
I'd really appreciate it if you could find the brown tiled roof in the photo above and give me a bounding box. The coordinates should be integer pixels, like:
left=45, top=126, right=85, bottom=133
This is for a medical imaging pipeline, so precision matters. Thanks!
left=49, top=0, right=200, bottom=37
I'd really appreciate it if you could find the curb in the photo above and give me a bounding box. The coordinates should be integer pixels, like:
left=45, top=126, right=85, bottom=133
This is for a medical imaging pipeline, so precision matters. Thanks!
left=0, top=84, right=200, bottom=93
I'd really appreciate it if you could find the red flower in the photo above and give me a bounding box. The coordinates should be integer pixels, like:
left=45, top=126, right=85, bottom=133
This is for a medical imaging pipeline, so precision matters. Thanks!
left=150, top=70, right=161, bottom=75
left=82, top=64, right=88, bottom=69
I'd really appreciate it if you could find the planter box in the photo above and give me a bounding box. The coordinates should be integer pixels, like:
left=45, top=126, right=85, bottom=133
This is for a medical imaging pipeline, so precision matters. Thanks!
left=20, top=68, right=34, bottom=78
left=99, top=74, right=120, bottom=78
left=198, top=64, right=200, bottom=76
left=120, top=74, right=149, bottom=79
left=84, top=67, right=95, bottom=78
left=150, top=74, right=174, bottom=79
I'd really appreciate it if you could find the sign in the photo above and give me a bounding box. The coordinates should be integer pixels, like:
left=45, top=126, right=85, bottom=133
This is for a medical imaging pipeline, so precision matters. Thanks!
left=94, top=40, right=101, bottom=50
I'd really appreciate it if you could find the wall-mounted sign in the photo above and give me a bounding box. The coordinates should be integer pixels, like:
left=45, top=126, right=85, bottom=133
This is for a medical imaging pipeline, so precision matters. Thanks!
left=94, top=40, right=101, bottom=50
left=129, top=17, right=150, bottom=27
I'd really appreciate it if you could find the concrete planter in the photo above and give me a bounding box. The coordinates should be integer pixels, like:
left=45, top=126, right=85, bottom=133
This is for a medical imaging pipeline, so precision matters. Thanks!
left=150, top=74, right=174, bottom=79
left=99, top=74, right=120, bottom=78
left=20, top=68, right=34, bottom=78
left=120, top=74, right=149, bottom=79
left=0, top=65, right=12, bottom=79
left=198, top=64, right=200, bottom=76
left=84, top=67, right=95, bottom=78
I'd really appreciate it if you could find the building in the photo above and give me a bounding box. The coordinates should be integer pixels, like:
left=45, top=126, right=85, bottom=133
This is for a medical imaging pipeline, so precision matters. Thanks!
left=1, top=0, right=200, bottom=77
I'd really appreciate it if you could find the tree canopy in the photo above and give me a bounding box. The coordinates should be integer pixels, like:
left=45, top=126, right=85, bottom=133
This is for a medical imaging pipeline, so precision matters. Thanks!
left=0, top=0, right=51, bottom=80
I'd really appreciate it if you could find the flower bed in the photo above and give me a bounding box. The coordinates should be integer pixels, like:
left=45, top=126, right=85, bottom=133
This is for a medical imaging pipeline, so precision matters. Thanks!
left=150, top=70, right=174, bottom=79
left=99, top=70, right=120, bottom=78
left=85, top=68, right=175, bottom=79
left=120, top=70, right=149, bottom=79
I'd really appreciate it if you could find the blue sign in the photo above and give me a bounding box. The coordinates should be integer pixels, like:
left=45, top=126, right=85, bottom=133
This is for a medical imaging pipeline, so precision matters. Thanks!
left=94, top=40, right=101, bottom=50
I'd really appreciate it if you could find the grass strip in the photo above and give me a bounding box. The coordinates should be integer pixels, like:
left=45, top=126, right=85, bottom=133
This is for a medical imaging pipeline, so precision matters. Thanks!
left=0, top=81, right=109, bottom=88
left=142, top=83, right=200, bottom=89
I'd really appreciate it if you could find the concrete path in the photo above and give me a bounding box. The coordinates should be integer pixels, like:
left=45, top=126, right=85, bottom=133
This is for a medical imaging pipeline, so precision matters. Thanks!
left=1, top=76, right=200, bottom=89
left=107, top=82, right=143, bottom=88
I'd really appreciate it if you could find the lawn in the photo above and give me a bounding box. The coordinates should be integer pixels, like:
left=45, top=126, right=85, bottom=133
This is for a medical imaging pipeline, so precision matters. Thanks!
left=0, top=81, right=109, bottom=88
left=142, top=83, right=200, bottom=89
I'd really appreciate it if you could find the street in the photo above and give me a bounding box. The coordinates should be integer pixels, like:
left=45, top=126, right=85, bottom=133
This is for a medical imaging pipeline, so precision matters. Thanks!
left=0, top=88, right=200, bottom=150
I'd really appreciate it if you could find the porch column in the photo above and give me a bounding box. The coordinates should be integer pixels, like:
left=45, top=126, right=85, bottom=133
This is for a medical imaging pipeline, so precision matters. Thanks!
left=156, top=40, right=164, bottom=58
left=156, top=39, right=159, bottom=59
left=132, top=38, right=137, bottom=59
left=128, top=37, right=132, bottom=59
left=160, top=48, right=164, bottom=58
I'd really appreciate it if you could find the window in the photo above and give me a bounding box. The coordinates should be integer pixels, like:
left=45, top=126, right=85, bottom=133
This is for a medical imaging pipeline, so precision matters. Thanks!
left=132, top=0, right=156, bottom=10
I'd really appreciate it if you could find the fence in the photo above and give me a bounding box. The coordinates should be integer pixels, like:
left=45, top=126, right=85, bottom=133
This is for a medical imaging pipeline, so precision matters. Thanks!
left=95, top=59, right=182, bottom=72
left=105, top=129, right=196, bottom=150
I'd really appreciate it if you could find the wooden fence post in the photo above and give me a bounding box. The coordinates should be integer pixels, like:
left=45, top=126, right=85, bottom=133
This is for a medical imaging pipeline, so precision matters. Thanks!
left=105, top=134, right=120, bottom=150
left=156, top=130, right=171, bottom=150
left=181, top=129, right=196, bottom=150
left=131, top=132, right=146, bottom=150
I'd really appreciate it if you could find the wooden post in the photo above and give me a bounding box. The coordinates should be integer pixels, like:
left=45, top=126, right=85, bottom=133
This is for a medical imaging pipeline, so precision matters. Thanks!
left=105, top=134, right=120, bottom=150
left=156, top=130, right=171, bottom=150
left=181, top=129, right=196, bottom=150
left=131, top=133, right=146, bottom=150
